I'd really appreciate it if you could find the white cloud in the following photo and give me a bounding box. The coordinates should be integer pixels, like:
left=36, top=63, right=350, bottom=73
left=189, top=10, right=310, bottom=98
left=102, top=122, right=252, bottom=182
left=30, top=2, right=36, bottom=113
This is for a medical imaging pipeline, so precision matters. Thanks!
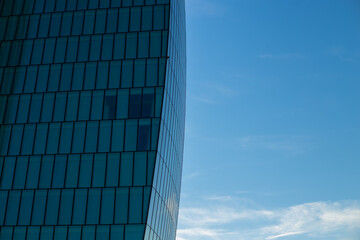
left=177, top=199, right=360, bottom=240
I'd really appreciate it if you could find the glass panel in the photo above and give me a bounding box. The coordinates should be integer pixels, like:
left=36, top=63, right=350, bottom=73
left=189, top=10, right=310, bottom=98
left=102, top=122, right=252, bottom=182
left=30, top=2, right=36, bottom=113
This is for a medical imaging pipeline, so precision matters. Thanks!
left=101, top=34, right=113, bottom=61
left=36, top=65, right=50, bottom=92
left=40, top=226, right=55, bottom=239
left=60, top=63, right=73, bottom=91
left=45, top=190, right=61, bottom=225
left=98, top=121, right=111, bottom=153
left=150, top=31, right=161, bottom=58
left=1, top=68, right=14, bottom=94
left=31, top=39, right=45, bottom=64
left=52, top=155, right=67, bottom=188
left=104, top=90, right=117, bottom=119
left=66, top=0, right=76, bottom=11
left=120, top=152, right=133, bottom=186
left=126, top=33, right=137, bottom=59
left=154, top=5, right=165, bottom=30
left=53, top=92, right=67, bottom=122
left=20, top=40, right=33, bottom=66
left=31, top=190, right=47, bottom=225
left=70, top=11, right=82, bottom=36
left=0, top=191, right=8, bottom=225
left=46, top=123, right=60, bottom=154
left=121, top=60, right=133, bottom=88
left=141, top=6, right=153, bottom=31
left=8, top=40, right=22, bottom=66
left=78, top=0, right=88, bottom=10
left=13, top=226, right=26, bottom=239
left=68, top=226, right=81, bottom=240
left=21, top=124, right=36, bottom=155
left=84, top=10, right=96, bottom=34
left=129, top=89, right=142, bottom=118
left=54, top=37, right=67, bottom=63
left=58, top=189, right=74, bottom=225
left=84, top=62, right=97, bottom=90
left=65, top=155, right=80, bottom=188
left=95, top=9, right=106, bottom=34
left=59, top=122, right=73, bottom=153
left=138, top=119, right=151, bottom=151
left=24, top=65, right=38, bottom=93
left=45, top=0, right=56, bottom=13
left=78, top=36, right=90, bottom=61
left=0, top=157, right=16, bottom=189
left=134, top=60, right=146, bottom=87
left=82, top=226, right=95, bottom=240
left=27, top=227, right=41, bottom=240
left=13, top=156, right=29, bottom=189
left=66, top=37, right=79, bottom=62
left=26, top=156, right=41, bottom=189
left=78, top=154, right=93, bottom=187
left=27, top=15, right=40, bottom=38
left=146, top=59, right=158, bottom=86
left=85, top=121, right=99, bottom=153
left=106, top=9, right=118, bottom=33
left=118, top=8, right=129, bottom=32
left=34, top=0, right=45, bottom=13
left=109, top=61, right=121, bottom=88
left=18, top=190, right=34, bottom=225
left=113, top=34, right=125, bottom=60
left=88, top=0, right=99, bottom=9
left=72, top=189, right=87, bottom=224
left=125, top=225, right=145, bottom=240
left=142, top=88, right=155, bottom=117
left=106, top=153, right=120, bottom=187
left=72, top=122, right=86, bottom=153
left=28, top=94, right=42, bottom=123
left=138, top=32, right=149, bottom=59
left=0, top=126, right=11, bottom=155
left=99, top=0, right=110, bottom=8
left=4, top=95, right=19, bottom=123
left=78, top=91, right=91, bottom=120
left=92, top=153, right=106, bottom=187
left=6, top=191, right=21, bottom=225
left=111, top=120, right=124, bottom=152
left=65, top=92, right=79, bottom=122
left=125, top=120, right=137, bottom=151
left=48, top=64, right=61, bottom=91
left=89, top=35, right=102, bottom=61
left=110, top=225, right=124, bottom=240
left=38, top=13, right=51, bottom=38
left=130, top=7, right=141, bottom=32
left=54, top=226, right=67, bottom=240
left=134, top=152, right=147, bottom=186
left=61, top=12, right=73, bottom=36
left=33, top=123, right=48, bottom=154
left=129, top=188, right=143, bottom=223
left=38, top=155, right=54, bottom=189
left=114, top=188, right=128, bottom=224
left=72, top=63, right=85, bottom=90
left=96, top=226, right=110, bottom=240
left=16, top=16, right=29, bottom=39
left=90, top=91, right=104, bottom=120
left=16, top=94, right=31, bottom=123
left=117, top=89, right=128, bottom=119
left=86, top=188, right=101, bottom=224
left=151, top=118, right=160, bottom=150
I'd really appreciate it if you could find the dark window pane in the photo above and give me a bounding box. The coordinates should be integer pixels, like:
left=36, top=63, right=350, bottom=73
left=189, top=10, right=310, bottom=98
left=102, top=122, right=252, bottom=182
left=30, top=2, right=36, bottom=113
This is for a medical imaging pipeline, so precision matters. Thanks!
left=78, top=91, right=91, bottom=120
left=38, top=13, right=51, bottom=38
left=111, top=120, right=124, bottom=152
left=126, top=33, right=137, bottom=59
left=114, top=34, right=125, bottom=60
left=70, top=12, right=82, bottom=35
left=130, top=7, right=141, bottom=32
left=24, top=65, right=37, bottom=93
left=26, top=156, right=41, bottom=189
left=43, top=38, right=56, bottom=64
left=66, top=37, right=79, bottom=63
left=13, top=156, right=29, bottom=189
left=5, top=190, right=21, bottom=225
left=45, top=190, right=60, bottom=225
left=48, top=64, right=61, bottom=91
left=85, top=121, right=99, bottom=152
left=0, top=157, right=16, bottom=189
left=39, top=155, right=54, bottom=188
left=134, top=60, right=146, bottom=87
left=79, top=154, right=93, bottom=187
left=33, top=124, right=48, bottom=154
left=31, top=190, right=47, bottom=225
left=17, top=94, right=31, bottom=123
left=59, top=122, right=73, bottom=154
left=137, top=120, right=151, bottom=150
left=109, top=61, right=121, bottom=88
left=117, top=89, right=128, bottom=119
left=36, top=65, right=49, bottom=92
left=58, top=189, right=74, bottom=225
left=90, top=91, right=104, bottom=120
left=65, top=92, right=79, bottom=121
left=60, top=63, right=73, bottom=91
left=53, top=92, right=67, bottom=122
left=28, top=94, right=42, bottom=123
left=18, top=190, right=34, bottom=225
left=61, top=12, right=73, bottom=36
left=21, top=124, right=36, bottom=155
left=106, top=153, right=120, bottom=187
left=98, top=121, right=111, bottom=153
left=121, top=60, right=133, bottom=88
left=65, top=155, right=80, bottom=188
left=72, top=63, right=85, bottom=90
left=72, top=122, right=86, bottom=153
left=118, top=8, right=129, bottom=32
left=129, top=89, right=142, bottom=118
left=120, top=152, right=133, bottom=186
left=104, top=90, right=116, bottom=119
left=106, top=9, right=118, bottom=33
left=134, top=152, right=146, bottom=186
left=86, top=188, right=101, bottom=224
left=96, top=61, right=109, bottom=89
left=84, top=62, right=97, bottom=90
left=84, top=10, right=95, bottom=34
left=92, top=153, right=106, bottom=187
left=95, top=9, right=106, bottom=34
left=72, top=189, right=87, bottom=224
left=52, top=155, right=67, bottom=188
left=46, top=123, right=60, bottom=154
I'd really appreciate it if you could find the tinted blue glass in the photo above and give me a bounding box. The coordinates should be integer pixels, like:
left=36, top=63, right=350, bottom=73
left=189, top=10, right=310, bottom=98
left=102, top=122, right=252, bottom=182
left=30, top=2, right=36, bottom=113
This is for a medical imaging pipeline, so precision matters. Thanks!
left=16, top=94, right=31, bottom=123
left=107, top=9, right=118, bottom=33
left=39, top=155, right=54, bottom=188
left=28, top=94, right=42, bottom=123
left=104, top=90, right=116, bottom=119
left=52, top=155, right=67, bottom=188
left=0, top=157, right=16, bottom=189
left=13, top=156, right=29, bottom=189
left=114, top=188, right=128, bottom=224
left=111, top=120, right=124, bottom=151
left=84, top=10, right=96, bottom=34
left=82, top=226, right=95, bottom=240
left=65, top=155, right=80, bottom=188
left=31, top=190, right=47, bottom=225
left=72, top=189, right=87, bottom=224
left=78, top=154, right=93, bottom=187
left=62, top=12, right=73, bottom=36
left=46, top=123, right=60, bottom=154
left=100, top=188, right=115, bottom=224
left=53, top=92, right=67, bottom=121
left=33, top=124, right=48, bottom=154
left=90, top=91, right=104, bottom=120
left=86, top=188, right=101, bottom=224
left=45, top=190, right=60, bottom=225
left=65, top=92, right=79, bottom=121
left=18, top=190, right=34, bottom=225
left=58, top=189, right=74, bottom=225
left=120, top=152, right=133, bottom=186
left=106, top=153, right=120, bottom=187
left=36, top=65, right=49, bottom=92
left=66, top=37, right=79, bottom=62
left=114, top=34, right=125, bottom=60
left=21, top=124, right=36, bottom=155
left=98, top=121, right=111, bottom=152
left=38, top=14, right=51, bottom=38
left=85, top=121, right=99, bottom=152
left=26, top=156, right=41, bottom=189
left=95, top=9, right=107, bottom=34
left=60, top=63, right=73, bottom=91
left=72, top=122, right=86, bottom=153
left=59, top=122, right=73, bottom=153
left=118, top=8, right=129, bottom=32
left=84, top=62, right=97, bottom=89
left=125, top=119, right=137, bottom=151
left=72, top=63, right=85, bottom=90
left=109, top=61, right=121, bottom=88
left=92, top=154, right=106, bottom=187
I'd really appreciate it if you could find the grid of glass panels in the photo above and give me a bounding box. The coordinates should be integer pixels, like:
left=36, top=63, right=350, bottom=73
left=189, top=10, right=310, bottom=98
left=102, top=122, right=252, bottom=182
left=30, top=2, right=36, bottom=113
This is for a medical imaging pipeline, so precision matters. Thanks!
left=145, top=0, right=186, bottom=239
left=0, top=0, right=181, bottom=239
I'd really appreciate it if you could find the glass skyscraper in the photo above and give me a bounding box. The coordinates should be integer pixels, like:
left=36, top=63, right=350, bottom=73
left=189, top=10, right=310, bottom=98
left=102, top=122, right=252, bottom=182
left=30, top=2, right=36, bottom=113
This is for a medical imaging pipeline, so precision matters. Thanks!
left=0, top=0, right=186, bottom=239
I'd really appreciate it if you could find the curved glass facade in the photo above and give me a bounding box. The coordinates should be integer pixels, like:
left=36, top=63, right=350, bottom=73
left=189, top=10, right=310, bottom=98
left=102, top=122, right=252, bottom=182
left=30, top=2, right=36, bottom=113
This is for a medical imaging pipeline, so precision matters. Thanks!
left=0, top=0, right=185, bottom=239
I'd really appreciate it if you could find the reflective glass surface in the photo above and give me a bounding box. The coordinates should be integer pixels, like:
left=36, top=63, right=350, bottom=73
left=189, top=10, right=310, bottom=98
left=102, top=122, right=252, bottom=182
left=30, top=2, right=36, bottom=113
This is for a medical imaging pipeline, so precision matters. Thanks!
left=0, top=0, right=184, bottom=239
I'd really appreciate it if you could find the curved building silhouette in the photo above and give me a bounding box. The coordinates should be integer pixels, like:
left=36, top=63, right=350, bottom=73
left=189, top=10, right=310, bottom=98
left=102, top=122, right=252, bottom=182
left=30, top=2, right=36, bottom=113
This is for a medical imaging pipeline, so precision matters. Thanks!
left=0, top=0, right=186, bottom=239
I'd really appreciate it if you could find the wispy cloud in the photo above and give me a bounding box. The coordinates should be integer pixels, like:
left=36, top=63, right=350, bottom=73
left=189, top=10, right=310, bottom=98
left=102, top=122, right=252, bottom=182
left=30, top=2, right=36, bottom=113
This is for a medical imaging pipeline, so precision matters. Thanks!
left=177, top=199, right=360, bottom=240
left=258, top=53, right=304, bottom=59
left=185, top=0, right=226, bottom=17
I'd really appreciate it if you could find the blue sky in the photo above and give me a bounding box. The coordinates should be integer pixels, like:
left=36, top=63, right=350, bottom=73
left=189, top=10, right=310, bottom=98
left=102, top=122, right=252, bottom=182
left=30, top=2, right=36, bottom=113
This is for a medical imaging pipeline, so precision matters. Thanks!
left=177, top=0, right=360, bottom=239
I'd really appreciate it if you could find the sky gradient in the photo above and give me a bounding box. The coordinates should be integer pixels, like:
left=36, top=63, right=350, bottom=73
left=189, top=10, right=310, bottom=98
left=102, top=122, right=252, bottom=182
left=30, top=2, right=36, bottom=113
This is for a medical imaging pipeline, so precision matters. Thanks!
left=177, top=0, right=360, bottom=239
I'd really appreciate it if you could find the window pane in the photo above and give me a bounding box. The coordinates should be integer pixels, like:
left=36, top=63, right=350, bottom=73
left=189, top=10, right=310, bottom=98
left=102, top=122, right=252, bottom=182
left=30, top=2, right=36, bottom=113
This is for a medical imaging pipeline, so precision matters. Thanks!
left=36, top=65, right=50, bottom=92
left=48, top=64, right=61, bottom=91
left=59, top=122, right=73, bottom=153
left=138, top=32, right=149, bottom=59
left=117, top=89, right=128, bottom=119
left=13, top=226, right=26, bottom=239
left=130, top=7, right=141, bottom=32
left=58, top=189, right=74, bottom=225
left=125, top=225, right=144, bottom=240
left=86, top=188, right=101, bottom=224
left=26, top=156, right=41, bottom=189
left=0, top=157, right=16, bottom=189
left=53, top=92, right=67, bottom=122
left=78, top=91, right=91, bottom=120
left=110, top=226, right=124, bottom=240
left=5, top=190, right=21, bottom=225
left=18, top=190, right=34, bottom=225
left=126, top=33, right=137, bottom=59
left=72, top=189, right=87, bottom=224
left=21, top=124, right=36, bottom=155
left=142, top=88, right=155, bottom=117
left=114, top=188, right=128, bottom=224
left=85, top=121, right=99, bottom=153
left=89, top=35, right=102, bottom=61
left=134, top=153, right=146, bottom=186
left=0, top=191, right=8, bottom=225
left=79, top=154, right=93, bottom=187
left=32, top=190, right=47, bottom=225
left=38, top=14, right=51, bottom=38
left=120, top=152, right=133, bottom=186
left=92, top=153, right=106, bottom=187
left=54, top=37, right=67, bottom=63
left=137, top=119, right=151, bottom=151
left=60, top=63, right=73, bottom=91
left=97, top=61, right=109, bottom=89
left=46, top=123, right=60, bottom=154
left=72, top=122, right=86, bottom=153
left=49, top=13, right=61, bottom=37
left=4, top=95, right=18, bottom=123
left=31, top=39, right=45, bottom=64
left=118, top=8, right=129, bottom=32
left=66, top=37, right=79, bottom=62
left=84, top=62, right=97, bottom=90
left=111, top=120, right=124, bottom=152
left=82, top=226, right=95, bottom=240
left=84, top=10, right=95, bottom=34
left=91, top=91, right=104, bottom=119
left=95, top=9, right=106, bottom=34
left=13, top=156, right=28, bottom=189
left=45, top=190, right=60, bottom=225
left=153, top=5, right=165, bottom=30
left=104, top=90, right=116, bottom=119
left=28, top=94, right=42, bottom=123
left=106, top=9, right=118, bottom=33
left=33, top=123, right=48, bottom=154
left=16, top=94, right=31, bottom=123
left=70, top=11, right=82, bottom=35
left=106, top=153, right=120, bottom=187
left=72, top=63, right=85, bottom=90
left=129, top=188, right=143, bottom=223
left=121, top=60, right=133, bottom=88
left=146, top=59, right=158, bottom=86
left=39, top=155, right=54, bottom=189
left=98, top=121, right=111, bottom=153
left=52, top=155, right=67, bottom=188
left=134, top=60, right=146, bottom=87
left=65, top=155, right=80, bottom=188
left=129, top=89, right=141, bottom=118
left=109, top=61, right=121, bottom=88
left=27, top=15, right=40, bottom=38
left=24, top=65, right=38, bottom=93
left=101, top=34, right=113, bottom=61
left=141, top=6, right=152, bottom=31
left=114, top=34, right=125, bottom=60
left=61, top=12, right=73, bottom=36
